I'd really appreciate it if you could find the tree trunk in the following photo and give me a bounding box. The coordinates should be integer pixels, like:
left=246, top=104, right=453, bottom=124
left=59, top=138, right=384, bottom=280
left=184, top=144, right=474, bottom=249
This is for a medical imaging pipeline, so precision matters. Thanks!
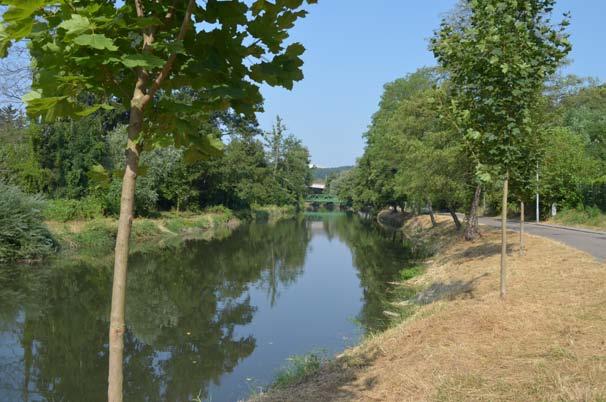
left=464, top=184, right=482, bottom=241
left=449, top=207, right=461, bottom=230
left=519, top=200, right=525, bottom=256
left=427, top=199, right=436, bottom=227
left=500, top=174, right=509, bottom=300
left=108, top=98, right=144, bottom=402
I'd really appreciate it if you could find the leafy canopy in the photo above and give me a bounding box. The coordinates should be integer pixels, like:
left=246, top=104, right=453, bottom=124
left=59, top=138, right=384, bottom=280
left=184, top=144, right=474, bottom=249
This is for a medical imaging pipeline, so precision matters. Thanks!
left=432, top=0, right=571, bottom=175
left=0, top=0, right=316, bottom=156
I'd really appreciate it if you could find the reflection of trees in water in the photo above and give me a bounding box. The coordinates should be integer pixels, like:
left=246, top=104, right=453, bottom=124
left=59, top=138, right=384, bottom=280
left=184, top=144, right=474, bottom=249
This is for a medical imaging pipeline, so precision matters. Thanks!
left=0, top=219, right=310, bottom=402
left=316, top=214, right=413, bottom=332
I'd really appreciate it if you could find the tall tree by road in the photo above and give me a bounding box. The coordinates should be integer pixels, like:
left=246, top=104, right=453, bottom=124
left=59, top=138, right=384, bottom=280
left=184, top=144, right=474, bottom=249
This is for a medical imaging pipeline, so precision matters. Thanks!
left=432, top=0, right=570, bottom=298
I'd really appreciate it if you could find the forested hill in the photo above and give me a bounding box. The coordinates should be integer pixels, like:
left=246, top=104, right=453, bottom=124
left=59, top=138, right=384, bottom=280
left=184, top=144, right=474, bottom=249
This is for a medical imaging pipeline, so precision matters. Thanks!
left=312, top=166, right=354, bottom=182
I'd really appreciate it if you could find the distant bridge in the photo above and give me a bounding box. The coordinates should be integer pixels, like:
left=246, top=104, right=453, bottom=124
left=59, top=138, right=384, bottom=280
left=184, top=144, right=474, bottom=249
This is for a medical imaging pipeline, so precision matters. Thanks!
left=305, top=194, right=347, bottom=207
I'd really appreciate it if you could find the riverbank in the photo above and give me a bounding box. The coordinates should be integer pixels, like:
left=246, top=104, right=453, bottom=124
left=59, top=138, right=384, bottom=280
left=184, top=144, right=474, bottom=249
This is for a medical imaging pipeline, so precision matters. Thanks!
left=253, top=216, right=606, bottom=401
left=45, top=205, right=296, bottom=259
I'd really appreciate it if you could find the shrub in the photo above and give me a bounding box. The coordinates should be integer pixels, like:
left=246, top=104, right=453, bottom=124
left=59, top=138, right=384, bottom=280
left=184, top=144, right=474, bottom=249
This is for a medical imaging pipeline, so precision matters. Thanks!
left=43, top=196, right=104, bottom=222
left=0, top=183, right=57, bottom=263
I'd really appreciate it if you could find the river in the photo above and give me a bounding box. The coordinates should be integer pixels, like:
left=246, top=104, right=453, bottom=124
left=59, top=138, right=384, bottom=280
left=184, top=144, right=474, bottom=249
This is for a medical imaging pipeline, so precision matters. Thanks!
left=0, top=213, right=414, bottom=402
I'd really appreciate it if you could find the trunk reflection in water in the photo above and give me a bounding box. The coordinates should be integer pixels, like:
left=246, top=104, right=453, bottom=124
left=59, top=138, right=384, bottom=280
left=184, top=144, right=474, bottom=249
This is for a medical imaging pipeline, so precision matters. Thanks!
left=0, top=213, right=417, bottom=402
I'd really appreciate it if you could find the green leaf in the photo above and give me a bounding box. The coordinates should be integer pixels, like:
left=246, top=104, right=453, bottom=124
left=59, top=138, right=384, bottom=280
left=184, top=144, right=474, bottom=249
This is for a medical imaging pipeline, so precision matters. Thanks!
left=73, top=34, right=118, bottom=51
left=75, top=103, right=114, bottom=117
left=0, top=36, right=10, bottom=58
left=131, top=16, right=163, bottom=29
left=22, top=90, right=42, bottom=104
left=58, top=14, right=93, bottom=37
left=87, top=164, right=110, bottom=189
left=121, top=54, right=166, bottom=69
left=3, top=0, right=44, bottom=22
left=26, top=96, right=67, bottom=113
left=183, top=136, right=224, bottom=164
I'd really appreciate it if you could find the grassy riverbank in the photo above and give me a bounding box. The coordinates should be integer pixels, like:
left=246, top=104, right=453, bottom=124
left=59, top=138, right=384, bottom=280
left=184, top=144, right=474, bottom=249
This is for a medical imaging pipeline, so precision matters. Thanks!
left=254, top=216, right=606, bottom=401
left=45, top=205, right=297, bottom=259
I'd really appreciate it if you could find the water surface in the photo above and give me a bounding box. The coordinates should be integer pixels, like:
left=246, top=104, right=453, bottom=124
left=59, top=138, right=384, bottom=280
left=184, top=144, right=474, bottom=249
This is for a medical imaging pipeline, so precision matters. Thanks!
left=0, top=214, right=411, bottom=401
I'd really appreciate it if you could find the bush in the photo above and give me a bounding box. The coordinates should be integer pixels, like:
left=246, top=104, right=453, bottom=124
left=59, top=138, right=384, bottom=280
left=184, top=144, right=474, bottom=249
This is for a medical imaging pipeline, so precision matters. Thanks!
left=43, top=196, right=104, bottom=222
left=553, top=205, right=606, bottom=229
left=0, top=183, right=57, bottom=263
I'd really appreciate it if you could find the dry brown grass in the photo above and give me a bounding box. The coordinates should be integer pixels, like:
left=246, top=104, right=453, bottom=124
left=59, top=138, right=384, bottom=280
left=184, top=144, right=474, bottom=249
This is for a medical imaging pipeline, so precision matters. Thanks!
left=254, top=216, right=606, bottom=402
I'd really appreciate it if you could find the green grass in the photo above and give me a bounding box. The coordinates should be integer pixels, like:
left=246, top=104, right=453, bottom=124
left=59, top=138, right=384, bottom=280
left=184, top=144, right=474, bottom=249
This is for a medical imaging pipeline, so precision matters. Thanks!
left=272, top=352, right=326, bottom=389
left=43, top=196, right=104, bottom=222
left=399, top=264, right=426, bottom=281
left=551, top=206, right=606, bottom=230
left=252, top=204, right=297, bottom=222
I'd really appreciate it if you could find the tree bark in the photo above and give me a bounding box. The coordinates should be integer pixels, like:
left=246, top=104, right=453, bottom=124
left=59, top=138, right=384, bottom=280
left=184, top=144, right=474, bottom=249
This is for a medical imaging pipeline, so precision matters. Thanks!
left=107, top=96, right=144, bottom=402
left=519, top=200, right=525, bottom=256
left=464, top=184, right=482, bottom=241
left=449, top=207, right=461, bottom=230
left=500, top=174, right=509, bottom=300
left=427, top=199, right=436, bottom=227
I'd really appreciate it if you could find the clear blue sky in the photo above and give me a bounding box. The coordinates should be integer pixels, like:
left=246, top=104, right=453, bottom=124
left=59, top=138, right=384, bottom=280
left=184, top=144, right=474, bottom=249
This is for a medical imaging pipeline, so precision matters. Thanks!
left=257, top=0, right=606, bottom=167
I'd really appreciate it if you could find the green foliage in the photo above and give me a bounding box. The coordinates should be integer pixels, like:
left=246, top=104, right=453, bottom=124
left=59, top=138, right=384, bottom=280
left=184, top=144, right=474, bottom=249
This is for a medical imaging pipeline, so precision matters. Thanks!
left=540, top=127, right=598, bottom=210
left=43, top=196, right=104, bottom=222
left=552, top=206, right=606, bottom=229
left=399, top=264, right=426, bottom=281
left=1, top=0, right=317, bottom=160
left=272, top=352, right=325, bottom=389
left=0, top=183, right=56, bottom=263
left=71, top=221, right=117, bottom=253
left=432, top=0, right=571, bottom=193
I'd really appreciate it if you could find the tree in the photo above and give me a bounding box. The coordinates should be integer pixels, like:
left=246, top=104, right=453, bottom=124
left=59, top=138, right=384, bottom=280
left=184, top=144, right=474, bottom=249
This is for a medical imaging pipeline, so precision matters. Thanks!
left=0, top=1, right=317, bottom=399
left=433, top=0, right=570, bottom=298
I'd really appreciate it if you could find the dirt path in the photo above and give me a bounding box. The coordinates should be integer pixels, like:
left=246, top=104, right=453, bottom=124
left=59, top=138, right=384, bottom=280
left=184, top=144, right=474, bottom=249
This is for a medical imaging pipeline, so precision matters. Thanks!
left=253, top=217, right=606, bottom=401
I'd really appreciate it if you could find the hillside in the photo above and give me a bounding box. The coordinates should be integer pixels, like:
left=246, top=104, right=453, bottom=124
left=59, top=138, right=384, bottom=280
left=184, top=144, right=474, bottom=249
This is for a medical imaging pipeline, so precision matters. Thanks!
left=311, top=166, right=353, bottom=182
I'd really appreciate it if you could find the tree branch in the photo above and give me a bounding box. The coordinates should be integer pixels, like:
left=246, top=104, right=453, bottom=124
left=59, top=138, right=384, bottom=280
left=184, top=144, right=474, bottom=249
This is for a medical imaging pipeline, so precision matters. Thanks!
left=142, top=0, right=196, bottom=106
left=134, top=0, right=145, bottom=17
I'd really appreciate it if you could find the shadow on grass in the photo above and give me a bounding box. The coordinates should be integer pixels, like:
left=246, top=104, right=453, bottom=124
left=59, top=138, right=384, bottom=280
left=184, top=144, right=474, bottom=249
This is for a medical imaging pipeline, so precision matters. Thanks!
left=450, top=241, right=515, bottom=261
left=412, top=274, right=488, bottom=305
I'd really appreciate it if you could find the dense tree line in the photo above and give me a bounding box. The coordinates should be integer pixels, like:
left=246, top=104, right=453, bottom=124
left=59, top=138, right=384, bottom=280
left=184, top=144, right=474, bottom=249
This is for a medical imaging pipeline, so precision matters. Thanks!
left=335, top=26, right=604, bottom=227
left=337, top=74, right=606, bottom=218
left=0, top=109, right=312, bottom=218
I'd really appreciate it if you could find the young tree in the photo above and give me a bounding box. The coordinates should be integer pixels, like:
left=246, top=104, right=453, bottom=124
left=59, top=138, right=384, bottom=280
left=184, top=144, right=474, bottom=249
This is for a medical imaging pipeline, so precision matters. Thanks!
left=0, top=1, right=316, bottom=400
left=433, top=0, right=570, bottom=298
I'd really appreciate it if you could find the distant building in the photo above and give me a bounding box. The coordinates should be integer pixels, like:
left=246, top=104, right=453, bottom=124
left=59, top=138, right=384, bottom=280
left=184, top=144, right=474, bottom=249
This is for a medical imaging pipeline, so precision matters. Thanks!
left=308, top=183, right=326, bottom=194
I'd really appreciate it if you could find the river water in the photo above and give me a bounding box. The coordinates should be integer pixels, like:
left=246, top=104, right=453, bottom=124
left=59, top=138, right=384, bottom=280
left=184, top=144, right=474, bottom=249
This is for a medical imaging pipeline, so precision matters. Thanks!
left=0, top=213, right=412, bottom=402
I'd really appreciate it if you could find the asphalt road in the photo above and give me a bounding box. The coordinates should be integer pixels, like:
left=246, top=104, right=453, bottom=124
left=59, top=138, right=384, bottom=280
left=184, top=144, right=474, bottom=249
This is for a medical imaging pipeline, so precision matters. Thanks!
left=478, top=217, right=606, bottom=262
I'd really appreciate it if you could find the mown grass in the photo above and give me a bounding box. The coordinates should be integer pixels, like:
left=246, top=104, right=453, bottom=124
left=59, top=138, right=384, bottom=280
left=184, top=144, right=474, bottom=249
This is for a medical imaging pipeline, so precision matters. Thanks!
left=551, top=206, right=606, bottom=230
